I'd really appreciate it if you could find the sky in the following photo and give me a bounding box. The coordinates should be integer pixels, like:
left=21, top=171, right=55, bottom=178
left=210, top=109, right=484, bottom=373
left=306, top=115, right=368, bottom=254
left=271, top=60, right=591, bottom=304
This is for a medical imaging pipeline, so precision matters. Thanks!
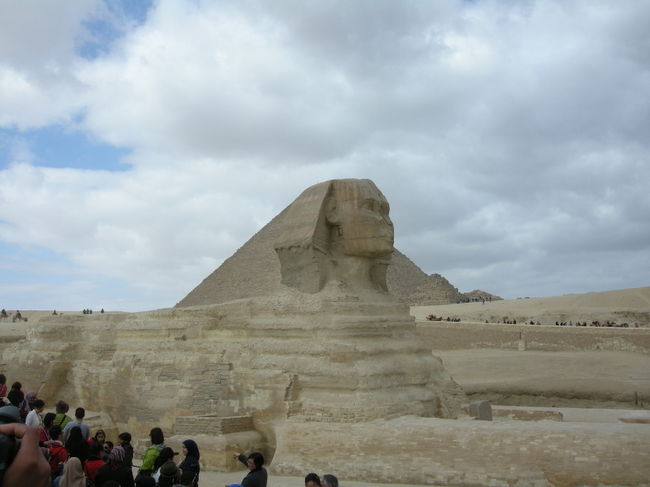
left=1, top=0, right=649, bottom=312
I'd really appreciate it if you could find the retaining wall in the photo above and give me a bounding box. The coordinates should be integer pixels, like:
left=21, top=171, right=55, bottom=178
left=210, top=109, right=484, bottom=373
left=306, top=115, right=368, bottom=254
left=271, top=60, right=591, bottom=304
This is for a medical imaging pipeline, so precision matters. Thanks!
left=416, top=321, right=650, bottom=353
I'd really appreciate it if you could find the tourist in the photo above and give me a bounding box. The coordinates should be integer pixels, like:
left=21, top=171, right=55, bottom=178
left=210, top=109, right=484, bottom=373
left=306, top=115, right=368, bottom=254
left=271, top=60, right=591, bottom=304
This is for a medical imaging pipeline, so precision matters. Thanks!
left=54, top=400, right=73, bottom=428
left=40, top=411, right=56, bottom=444
left=138, top=427, right=165, bottom=476
left=0, top=374, right=7, bottom=399
left=305, top=472, right=321, bottom=487
left=135, top=475, right=156, bottom=487
left=7, top=382, right=24, bottom=408
left=230, top=451, right=267, bottom=487
left=95, top=445, right=135, bottom=487
left=321, top=474, right=338, bottom=487
left=65, top=426, right=89, bottom=463
left=57, top=457, right=86, bottom=487
left=157, top=461, right=181, bottom=487
left=153, top=446, right=177, bottom=476
left=90, top=428, right=106, bottom=448
left=103, top=440, right=114, bottom=462
left=26, top=398, right=45, bottom=428
left=19, top=390, right=38, bottom=421
left=178, top=439, right=200, bottom=486
left=84, top=442, right=106, bottom=481
left=63, top=407, right=90, bottom=441
left=118, top=431, right=134, bottom=467
left=48, top=425, right=69, bottom=478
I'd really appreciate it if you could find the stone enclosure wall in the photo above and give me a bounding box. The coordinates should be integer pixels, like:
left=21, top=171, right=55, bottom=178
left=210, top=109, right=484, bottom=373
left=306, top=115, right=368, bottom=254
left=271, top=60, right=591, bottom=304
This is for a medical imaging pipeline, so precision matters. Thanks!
left=416, top=321, right=650, bottom=353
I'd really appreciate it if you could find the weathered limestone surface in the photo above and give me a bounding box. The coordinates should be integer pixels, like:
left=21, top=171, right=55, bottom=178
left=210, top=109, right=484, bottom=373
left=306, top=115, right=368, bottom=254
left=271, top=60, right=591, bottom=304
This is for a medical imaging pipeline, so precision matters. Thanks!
left=272, top=417, right=650, bottom=486
left=416, top=321, right=650, bottom=353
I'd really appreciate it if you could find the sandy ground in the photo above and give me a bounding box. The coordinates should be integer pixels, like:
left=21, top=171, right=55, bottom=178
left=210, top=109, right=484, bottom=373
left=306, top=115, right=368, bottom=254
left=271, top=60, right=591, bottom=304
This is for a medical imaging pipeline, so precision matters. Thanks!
left=412, top=286, right=650, bottom=326
left=194, top=470, right=434, bottom=487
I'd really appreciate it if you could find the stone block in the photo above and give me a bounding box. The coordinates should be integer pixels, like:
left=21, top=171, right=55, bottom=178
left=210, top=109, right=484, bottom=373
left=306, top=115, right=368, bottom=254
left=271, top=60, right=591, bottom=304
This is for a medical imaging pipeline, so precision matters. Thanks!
left=469, top=400, right=492, bottom=421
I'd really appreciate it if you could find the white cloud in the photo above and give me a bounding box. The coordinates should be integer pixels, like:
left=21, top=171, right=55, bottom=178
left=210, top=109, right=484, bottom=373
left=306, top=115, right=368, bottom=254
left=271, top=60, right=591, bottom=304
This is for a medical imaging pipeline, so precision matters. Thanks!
left=1, top=0, right=649, bottom=309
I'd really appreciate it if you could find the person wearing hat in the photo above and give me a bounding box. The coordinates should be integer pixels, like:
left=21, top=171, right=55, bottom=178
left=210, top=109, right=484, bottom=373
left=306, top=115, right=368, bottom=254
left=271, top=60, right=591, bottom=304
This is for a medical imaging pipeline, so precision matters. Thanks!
left=158, top=461, right=181, bottom=487
left=153, top=447, right=179, bottom=483
left=94, top=445, right=134, bottom=487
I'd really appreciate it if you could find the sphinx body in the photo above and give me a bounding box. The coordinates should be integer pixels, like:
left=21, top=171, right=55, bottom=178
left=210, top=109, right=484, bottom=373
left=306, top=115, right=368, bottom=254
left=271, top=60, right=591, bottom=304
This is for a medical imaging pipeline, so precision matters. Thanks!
left=2, top=179, right=462, bottom=462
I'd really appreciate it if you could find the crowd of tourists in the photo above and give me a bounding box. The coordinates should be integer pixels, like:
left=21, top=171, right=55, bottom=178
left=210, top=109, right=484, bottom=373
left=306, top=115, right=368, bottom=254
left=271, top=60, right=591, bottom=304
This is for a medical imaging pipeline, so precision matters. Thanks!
left=424, top=314, right=640, bottom=327
left=425, top=315, right=461, bottom=322
left=0, top=374, right=340, bottom=487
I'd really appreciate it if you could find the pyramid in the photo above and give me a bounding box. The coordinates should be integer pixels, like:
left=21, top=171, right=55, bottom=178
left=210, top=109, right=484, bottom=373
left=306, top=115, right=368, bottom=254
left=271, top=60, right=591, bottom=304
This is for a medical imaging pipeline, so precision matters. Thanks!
left=176, top=204, right=468, bottom=307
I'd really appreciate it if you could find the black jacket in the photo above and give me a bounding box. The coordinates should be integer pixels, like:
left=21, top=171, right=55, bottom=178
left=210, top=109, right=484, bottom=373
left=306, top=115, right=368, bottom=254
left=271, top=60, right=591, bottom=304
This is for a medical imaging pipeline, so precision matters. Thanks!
left=237, top=454, right=267, bottom=487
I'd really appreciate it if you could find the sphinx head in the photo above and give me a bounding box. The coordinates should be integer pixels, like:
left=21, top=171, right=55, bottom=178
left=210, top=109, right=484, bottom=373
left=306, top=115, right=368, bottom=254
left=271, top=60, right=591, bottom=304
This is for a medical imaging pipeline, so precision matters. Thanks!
left=274, top=179, right=394, bottom=293
left=325, top=179, right=393, bottom=258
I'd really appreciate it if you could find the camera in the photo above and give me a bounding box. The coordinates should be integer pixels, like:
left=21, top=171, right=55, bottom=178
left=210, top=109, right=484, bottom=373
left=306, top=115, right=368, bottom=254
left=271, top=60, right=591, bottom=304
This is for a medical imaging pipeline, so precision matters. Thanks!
left=0, top=405, right=21, bottom=485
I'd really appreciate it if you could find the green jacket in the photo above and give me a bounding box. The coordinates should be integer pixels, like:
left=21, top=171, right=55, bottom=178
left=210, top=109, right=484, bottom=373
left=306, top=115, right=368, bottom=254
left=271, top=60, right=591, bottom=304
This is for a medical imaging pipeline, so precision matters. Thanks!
left=140, top=443, right=165, bottom=472
left=54, top=413, right=72, bottom=429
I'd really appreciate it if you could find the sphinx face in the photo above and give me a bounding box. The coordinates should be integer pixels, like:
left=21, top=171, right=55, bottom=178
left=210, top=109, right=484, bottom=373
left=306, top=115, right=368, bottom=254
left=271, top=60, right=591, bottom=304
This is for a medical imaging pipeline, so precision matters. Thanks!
left=328, top=180, right=394, bottom=258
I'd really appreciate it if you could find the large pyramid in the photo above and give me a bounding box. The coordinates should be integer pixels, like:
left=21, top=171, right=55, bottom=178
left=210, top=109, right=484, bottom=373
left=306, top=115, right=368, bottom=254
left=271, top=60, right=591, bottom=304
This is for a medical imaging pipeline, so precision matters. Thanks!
left=176, top=202, right=480, bottom=307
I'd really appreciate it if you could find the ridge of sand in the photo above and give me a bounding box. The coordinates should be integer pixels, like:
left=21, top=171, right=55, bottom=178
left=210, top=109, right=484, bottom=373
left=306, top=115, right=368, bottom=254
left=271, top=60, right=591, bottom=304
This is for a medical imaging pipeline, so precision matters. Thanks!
left=412, top=286, right=650, bottom=326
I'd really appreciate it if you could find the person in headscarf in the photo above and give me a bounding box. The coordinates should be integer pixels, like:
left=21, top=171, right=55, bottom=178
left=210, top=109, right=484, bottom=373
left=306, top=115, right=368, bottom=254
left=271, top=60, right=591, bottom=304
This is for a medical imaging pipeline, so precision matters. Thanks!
left=58, top=457, right=86, bottom=487
left=178, top=439, right=200, bottom=486
left=95, top=445, right=134, bottom=487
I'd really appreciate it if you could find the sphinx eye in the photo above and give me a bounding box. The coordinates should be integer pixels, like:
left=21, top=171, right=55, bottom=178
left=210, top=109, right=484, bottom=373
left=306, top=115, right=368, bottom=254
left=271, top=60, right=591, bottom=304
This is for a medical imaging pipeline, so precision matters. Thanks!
left=361, top=199, right=374, bottom=210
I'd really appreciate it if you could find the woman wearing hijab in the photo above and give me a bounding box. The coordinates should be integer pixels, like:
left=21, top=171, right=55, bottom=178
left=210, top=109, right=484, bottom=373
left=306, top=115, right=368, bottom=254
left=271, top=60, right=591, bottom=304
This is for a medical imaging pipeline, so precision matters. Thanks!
left=95, top=445, right=134, bottom=487
left=178, top=439, right=200, bottom=486
left=57, top=457, right=86, bottom=487
left=64, top=426, right=89, bottom=464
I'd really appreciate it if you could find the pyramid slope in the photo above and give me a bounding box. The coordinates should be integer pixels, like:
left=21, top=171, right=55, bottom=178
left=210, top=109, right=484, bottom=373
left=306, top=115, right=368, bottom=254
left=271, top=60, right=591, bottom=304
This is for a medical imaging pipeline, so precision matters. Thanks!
left=176, top=211, right=467, bottom=308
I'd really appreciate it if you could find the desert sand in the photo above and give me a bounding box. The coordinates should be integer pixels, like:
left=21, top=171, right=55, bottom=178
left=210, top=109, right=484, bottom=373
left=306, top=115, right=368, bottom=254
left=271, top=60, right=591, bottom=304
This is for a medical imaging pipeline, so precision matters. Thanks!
left=411, top=286, right=650, bottom=326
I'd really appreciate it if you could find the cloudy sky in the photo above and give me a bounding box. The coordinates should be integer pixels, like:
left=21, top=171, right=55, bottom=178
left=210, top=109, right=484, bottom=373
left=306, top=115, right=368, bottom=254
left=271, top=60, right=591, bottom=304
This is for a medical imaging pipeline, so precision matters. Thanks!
left=1, top=0, right=649, bottom=312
